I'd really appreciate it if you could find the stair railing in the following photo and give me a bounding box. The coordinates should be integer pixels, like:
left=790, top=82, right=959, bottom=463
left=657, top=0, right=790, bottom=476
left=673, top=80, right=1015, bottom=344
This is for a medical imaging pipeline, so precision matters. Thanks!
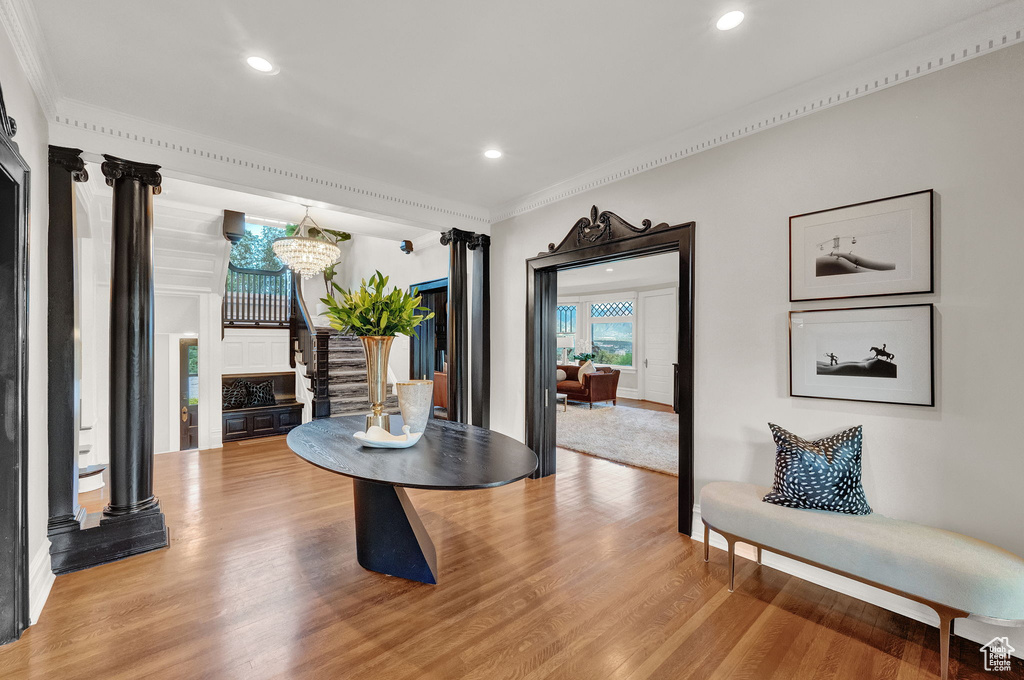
left=289, top=276, right=332, bottom=418
left=223, top=263, right=293, bottom=327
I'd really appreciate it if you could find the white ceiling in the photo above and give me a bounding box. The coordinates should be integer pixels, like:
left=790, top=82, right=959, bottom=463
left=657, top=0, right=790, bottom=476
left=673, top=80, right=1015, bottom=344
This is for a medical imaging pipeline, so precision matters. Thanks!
left=559, top=252, right=678, bottom=294
left=27, top=0, right=1016, bottom=211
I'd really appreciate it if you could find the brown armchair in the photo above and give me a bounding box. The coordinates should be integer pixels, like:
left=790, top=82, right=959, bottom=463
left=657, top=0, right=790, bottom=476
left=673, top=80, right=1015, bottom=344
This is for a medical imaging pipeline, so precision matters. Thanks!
left=556, top=364, right=621, bottom=408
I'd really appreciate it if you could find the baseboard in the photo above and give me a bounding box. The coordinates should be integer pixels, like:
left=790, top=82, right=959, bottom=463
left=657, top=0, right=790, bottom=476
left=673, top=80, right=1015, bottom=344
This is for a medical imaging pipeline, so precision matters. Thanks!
left=690, top=504, right=1024, bottom=660
left=616, top=388, right=639, bottom=399
left=28, top=541, right=55, bottom=625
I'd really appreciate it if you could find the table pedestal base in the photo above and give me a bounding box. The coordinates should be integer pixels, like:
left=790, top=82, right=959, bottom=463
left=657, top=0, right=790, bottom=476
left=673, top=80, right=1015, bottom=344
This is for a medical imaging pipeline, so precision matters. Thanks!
left=352, top=479, right=438, bottom=584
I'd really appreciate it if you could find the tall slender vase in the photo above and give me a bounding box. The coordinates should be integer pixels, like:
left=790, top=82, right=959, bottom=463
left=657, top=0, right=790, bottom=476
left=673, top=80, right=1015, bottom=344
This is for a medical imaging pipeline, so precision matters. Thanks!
left=360, top=336, right=395, bottom=432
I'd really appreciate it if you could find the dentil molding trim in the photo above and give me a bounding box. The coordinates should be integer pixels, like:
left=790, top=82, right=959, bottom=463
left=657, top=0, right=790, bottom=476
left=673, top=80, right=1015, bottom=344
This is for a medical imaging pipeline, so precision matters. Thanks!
left=490, top=4, right=1024, bottom=223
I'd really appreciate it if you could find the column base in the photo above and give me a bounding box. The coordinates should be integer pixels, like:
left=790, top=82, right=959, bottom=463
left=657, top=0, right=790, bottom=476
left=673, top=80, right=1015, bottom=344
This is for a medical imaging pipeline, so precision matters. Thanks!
left=48, top=506, right=169, bottom=575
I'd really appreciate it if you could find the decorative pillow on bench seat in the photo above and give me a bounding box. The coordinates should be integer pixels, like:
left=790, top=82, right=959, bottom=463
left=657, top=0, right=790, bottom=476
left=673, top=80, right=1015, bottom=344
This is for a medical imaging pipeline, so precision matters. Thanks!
left=222, top=380, right=252, bottom=410
left=248, top=379, right=277, bottom=407
left=763, top=423, right=872, bottom=516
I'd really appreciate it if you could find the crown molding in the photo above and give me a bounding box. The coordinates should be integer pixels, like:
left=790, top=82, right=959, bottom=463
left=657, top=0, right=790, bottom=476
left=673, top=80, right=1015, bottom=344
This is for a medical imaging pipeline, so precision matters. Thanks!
left=490, top=4, right=1024, bottom=223
left=0, top=0, right=59, bottom=116
left=49, top=98, right=490, bottom=231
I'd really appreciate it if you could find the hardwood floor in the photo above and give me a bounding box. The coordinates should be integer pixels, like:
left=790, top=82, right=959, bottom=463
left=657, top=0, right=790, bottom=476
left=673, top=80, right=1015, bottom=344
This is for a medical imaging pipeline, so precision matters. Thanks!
left=617, top=397, right=675, bottom=413
left=0, top=437, right=1018, bottom=679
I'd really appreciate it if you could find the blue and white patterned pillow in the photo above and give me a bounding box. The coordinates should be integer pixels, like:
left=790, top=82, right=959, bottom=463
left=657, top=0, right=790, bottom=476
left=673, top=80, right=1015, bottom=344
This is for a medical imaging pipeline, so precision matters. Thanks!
left=763, top=423, right=872, bottom=515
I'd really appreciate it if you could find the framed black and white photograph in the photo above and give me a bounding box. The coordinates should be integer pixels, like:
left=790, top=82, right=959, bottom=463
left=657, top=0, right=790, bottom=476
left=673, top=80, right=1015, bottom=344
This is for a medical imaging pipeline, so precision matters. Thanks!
left=789, top=190, right=933, bottom=302
left=790, top=304, right=934, bottom=406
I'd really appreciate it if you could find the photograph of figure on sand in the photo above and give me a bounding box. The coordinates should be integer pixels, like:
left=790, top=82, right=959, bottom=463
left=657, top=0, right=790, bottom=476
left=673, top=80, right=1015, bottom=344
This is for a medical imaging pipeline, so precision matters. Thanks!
left=816, top=341, right=897, bottom=379
left=790, top=304, right=933, bottom=406
left=790, top=190, right=932, bottom=301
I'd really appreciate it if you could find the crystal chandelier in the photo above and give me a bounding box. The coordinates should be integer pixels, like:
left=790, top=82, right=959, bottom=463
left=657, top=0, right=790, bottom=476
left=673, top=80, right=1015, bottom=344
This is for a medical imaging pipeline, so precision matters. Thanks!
left=272, top=207, right=341, bottom=279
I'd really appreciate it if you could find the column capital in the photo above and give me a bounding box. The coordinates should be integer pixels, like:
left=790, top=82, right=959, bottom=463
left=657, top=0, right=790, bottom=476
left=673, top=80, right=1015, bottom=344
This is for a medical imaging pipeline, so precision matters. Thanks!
left=49, top=145, right=89, bottom=182
left=101, top=154, right=163, bottom=194
left=440, top=228, right=474, bottom=246
left=467, top=233, right=490, bottom=250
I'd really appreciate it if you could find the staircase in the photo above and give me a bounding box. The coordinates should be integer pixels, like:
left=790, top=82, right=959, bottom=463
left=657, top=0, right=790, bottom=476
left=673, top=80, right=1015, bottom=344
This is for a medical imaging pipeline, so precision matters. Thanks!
left=327, top=333, right=401, bottom=417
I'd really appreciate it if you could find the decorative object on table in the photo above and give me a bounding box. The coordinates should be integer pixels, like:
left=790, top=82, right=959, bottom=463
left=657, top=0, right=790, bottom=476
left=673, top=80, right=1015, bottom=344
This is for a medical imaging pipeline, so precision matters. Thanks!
left=790, top=304, right=933, bottom=406
left=396, top=380, right=433, bottom=433
left=354, top=425, right=424, bottom=449
left=272, top=206, right=350, bottom=280
left=790, top=190, right=932, bottom=301
left=764, top=423, right=872, bottom=515
left=321, top=271, right=434, bottom=430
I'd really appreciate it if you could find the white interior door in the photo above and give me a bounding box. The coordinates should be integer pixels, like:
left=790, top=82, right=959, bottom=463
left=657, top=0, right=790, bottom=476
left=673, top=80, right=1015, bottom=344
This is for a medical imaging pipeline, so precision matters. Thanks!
left=641, top=289, right=677, bottom=406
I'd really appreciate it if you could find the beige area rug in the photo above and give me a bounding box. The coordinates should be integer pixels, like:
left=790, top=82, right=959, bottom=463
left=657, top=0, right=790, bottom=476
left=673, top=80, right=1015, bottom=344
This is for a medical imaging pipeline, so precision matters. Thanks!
left=556, top=403, right=678, bottom=475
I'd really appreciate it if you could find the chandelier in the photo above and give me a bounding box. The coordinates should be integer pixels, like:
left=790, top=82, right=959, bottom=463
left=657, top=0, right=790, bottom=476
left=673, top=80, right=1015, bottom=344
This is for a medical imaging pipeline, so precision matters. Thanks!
left=272, top=207, right=341, bottom=279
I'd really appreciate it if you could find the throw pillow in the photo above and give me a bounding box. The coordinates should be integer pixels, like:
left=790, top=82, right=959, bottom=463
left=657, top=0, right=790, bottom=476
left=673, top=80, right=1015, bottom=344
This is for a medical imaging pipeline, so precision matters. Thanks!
left=556, top=369, right=567, bottom=382
left=247, top=379, right=277, bottom=407
left=578, top=360, right=596, bottom=380
left=763, top=423, right=872, bottom=515
left=222, top=380, right=251, bottom=410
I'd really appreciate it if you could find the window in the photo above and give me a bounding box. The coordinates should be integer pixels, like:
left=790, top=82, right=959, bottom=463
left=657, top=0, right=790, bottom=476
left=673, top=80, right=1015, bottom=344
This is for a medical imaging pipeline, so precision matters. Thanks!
left=590, top=299, right=634, bottom=367
left=229, top=222, right=287, bottom=271
left=555, top=304, right=577, bottom=364
left=186, top=344, right=199, bottom=405
left=592, top=322, right=633, bottom=366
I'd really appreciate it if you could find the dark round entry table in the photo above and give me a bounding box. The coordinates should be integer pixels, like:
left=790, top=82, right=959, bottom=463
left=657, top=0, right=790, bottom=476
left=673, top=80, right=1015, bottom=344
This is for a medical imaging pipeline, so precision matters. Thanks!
left=287, top=416, right=538, bottom=584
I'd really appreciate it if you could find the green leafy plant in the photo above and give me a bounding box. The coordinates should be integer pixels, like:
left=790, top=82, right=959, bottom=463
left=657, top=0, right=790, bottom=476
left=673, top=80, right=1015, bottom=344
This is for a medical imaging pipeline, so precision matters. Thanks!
left=572, top=352, right=596, bottom=363
left=321, top=271, right=434, bottom=337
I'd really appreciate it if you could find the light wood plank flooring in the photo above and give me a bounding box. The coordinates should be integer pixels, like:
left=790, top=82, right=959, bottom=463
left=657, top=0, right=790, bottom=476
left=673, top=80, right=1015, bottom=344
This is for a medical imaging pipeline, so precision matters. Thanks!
left=0, top=437, right=1017, bottom=679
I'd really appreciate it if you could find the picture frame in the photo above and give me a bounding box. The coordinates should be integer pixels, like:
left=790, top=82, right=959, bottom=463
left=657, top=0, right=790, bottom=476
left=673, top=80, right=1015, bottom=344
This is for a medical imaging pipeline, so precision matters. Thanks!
left=789, top=304, right=934, bottom=406
left=790, top=190, right=933, bottom=302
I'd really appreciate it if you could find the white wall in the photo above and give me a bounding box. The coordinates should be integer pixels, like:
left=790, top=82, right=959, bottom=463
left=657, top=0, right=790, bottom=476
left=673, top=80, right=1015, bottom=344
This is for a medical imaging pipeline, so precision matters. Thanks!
left=1, top=21, right=54, bottom=622
left=222, top=328, right=292, bottom=374
left=302, top=234, right=449, bottom=382
left=491, top=44, right=1024, bottom=649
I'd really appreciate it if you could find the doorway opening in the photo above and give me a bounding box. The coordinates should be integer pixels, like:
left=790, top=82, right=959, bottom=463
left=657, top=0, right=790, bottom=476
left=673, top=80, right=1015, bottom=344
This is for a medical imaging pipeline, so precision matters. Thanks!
left=179, top=338, right=199, bottom=450
left=408, top=278, right=448, bottom=419
left=526, top=208, right=694, bottom=534
left=554, top=253, right=680, bottom=475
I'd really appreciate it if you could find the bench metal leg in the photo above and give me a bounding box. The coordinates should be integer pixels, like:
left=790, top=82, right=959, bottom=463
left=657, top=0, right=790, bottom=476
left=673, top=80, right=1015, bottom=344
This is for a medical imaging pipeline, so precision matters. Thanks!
left=727, top=540, right=736, bottom=592
left=756, top=546, right=763, bottom=565
left=938, top=612, right=954, bottom=680
left=703, top=522, right=709, bottom=562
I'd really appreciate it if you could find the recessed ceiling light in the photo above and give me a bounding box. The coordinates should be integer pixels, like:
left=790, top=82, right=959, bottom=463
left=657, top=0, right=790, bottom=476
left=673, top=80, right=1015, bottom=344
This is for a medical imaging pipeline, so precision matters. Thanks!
left=716, top=10, right=744, bottom=31
left=246, top=56, right=277, bottom=73
left=606, top=268, right=614, bottom=272
left=484, top=149, right=503, bottom=159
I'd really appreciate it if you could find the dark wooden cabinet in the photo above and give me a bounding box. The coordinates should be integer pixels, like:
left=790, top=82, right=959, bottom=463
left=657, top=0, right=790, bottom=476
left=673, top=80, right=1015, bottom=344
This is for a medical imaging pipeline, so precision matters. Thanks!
left=222, top=403, right=304, bottom=442
left=221, top=371, right=304, bottom=442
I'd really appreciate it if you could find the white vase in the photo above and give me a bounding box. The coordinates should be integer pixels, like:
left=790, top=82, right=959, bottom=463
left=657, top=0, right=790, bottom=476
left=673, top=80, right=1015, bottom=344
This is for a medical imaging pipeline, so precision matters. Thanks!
left=396, top=380, right=433, bottom=433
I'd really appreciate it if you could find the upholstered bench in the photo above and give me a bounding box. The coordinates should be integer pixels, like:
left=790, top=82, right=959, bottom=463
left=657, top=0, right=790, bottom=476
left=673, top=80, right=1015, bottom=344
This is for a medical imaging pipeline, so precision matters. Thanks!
left=700, top=481, right=1024, bottom=680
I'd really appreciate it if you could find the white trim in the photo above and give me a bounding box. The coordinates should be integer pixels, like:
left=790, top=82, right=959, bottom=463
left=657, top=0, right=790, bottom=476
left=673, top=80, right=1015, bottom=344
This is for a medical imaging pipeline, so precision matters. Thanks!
left=491, top=5, right=1024, bottom=222
left=691, top=503, right=1024, bottom=660
left=28, top=541, right=54, bottom=625
left=0, top=0, right=60, bottom=115
left=50, top=99, right=489, bottom=232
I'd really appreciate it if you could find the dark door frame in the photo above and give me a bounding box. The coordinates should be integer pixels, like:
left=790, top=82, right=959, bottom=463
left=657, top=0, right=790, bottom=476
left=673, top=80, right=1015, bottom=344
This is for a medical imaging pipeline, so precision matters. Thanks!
left=526, top=206, right=695, bottom=534
left=408, top=277, right=448, bottom=382
left=0, top=82, right=31, bottom=644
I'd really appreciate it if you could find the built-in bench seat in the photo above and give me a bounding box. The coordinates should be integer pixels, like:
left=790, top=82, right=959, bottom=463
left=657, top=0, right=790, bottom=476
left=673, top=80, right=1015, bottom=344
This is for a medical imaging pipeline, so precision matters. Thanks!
left=222, top=371, right=304, bottom=442
left=700, top=481, right=1024, bottom=680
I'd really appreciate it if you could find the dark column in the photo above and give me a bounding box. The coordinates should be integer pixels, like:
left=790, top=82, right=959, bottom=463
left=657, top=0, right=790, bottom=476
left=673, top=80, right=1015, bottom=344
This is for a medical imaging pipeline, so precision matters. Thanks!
left=46, top=147, right=88, bottom=537
left=468, top=234, right=491, bottom=428
left=101, top=155, right=163, bottom=518
left=48, top=155, right=169, bottom=574
left=440, top=228, right=471, bottom=424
